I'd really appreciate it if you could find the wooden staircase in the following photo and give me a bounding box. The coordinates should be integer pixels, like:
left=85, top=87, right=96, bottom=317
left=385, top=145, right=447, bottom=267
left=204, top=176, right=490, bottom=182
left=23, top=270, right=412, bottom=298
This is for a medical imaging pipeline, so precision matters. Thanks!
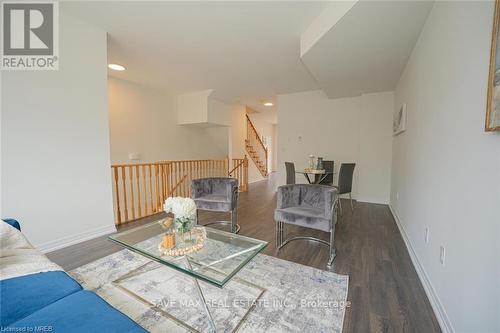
left=245, top=114, right=268, bottom=177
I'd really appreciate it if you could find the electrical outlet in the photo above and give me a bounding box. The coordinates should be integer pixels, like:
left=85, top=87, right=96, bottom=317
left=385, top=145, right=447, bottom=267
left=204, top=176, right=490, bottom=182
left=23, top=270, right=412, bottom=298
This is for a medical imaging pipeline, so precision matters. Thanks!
left=128, top=152, right=140, bottom=161
left=440, top=246, right=446, bottom=266
left=425, top=228, right=430, bottom=244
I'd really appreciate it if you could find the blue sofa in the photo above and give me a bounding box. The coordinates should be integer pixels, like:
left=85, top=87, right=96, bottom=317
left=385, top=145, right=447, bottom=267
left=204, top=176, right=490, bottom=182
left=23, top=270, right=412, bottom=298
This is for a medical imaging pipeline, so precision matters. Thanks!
left=0, top=219, right=146, bottom=332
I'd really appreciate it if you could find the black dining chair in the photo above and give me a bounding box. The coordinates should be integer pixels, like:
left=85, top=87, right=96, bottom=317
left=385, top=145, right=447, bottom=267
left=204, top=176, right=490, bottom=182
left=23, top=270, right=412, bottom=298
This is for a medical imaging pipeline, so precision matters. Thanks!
left=314, top=160, right=334, bottom=185
left=285, top=162, right=296, bottom=185
left=335, top=163, right=356, bottom=213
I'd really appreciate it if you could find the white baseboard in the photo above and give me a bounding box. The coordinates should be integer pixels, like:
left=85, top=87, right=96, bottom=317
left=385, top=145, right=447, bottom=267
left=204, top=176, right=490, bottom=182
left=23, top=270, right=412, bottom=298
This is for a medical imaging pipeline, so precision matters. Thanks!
left=355, top=196, right=389, bottom=205
left=388, top=204, right=454, bottom=333
left=37, top=224, right=117, bottom=254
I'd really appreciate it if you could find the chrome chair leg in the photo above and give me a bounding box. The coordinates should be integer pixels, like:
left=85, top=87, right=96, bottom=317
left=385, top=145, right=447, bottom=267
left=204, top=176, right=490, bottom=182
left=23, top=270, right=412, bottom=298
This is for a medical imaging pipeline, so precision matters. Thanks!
left=276, top=221, right=337, bottom=268
left=275, top=221, right=279, bottom=247
left=349, top=193, right=354, bottom=211
left=231, top=208, right=238, bottom=233
left=280, top=222, right=284, bottom=246
left=198, top=208, right=241, bottom=233
left=327, top=224, right=336, bottom=268
left=275, top=221, right=284, bottom=248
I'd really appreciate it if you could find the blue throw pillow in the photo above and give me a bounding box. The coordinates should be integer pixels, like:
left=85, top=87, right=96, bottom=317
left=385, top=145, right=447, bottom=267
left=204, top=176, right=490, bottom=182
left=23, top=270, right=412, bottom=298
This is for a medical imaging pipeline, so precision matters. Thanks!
left=2, top=218, right=20, bottom=231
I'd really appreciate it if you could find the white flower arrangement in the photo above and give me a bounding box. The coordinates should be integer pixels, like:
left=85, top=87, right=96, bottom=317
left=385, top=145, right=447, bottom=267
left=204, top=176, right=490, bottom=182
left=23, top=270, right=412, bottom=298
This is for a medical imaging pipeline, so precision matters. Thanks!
left=164, top=197, right=197, bottom=233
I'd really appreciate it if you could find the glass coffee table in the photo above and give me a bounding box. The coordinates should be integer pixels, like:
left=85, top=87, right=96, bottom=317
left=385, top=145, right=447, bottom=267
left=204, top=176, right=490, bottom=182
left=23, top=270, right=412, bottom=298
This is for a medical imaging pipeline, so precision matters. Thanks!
left=109, top=219, right=268, bottom=332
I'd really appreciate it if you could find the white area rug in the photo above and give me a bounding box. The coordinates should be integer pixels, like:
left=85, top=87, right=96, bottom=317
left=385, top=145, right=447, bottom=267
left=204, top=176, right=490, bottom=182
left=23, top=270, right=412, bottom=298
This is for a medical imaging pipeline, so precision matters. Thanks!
left=70, top=250, right=348, bottom=332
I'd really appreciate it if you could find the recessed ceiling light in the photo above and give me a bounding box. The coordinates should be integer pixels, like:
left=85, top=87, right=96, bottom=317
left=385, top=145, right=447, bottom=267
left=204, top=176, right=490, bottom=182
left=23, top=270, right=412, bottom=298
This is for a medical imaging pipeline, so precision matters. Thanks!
left=108, top=63, right=126, bottom=71
left=263, top=102, right=273, bottom=106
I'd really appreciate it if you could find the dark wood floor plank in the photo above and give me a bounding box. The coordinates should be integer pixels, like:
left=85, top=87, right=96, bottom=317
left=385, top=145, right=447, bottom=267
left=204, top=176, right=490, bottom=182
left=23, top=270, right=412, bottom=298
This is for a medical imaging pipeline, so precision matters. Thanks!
left=47, top=178, right=441, bottom=333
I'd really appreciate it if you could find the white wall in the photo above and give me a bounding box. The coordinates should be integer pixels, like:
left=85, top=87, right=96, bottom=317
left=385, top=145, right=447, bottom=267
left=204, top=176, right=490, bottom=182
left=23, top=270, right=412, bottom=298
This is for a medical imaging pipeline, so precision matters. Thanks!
left=391, top=2, right=500, bottom=332
left=177, top=89, right=213, bottom=125
left=358, top=92, right=394, bottom=204
left=248, top=112, right=276, bottom=172
left=1, top=10, right=115, bottom=251
left=277, top=90, right=393, bottom=203
left=108, top=78, right=227, bottom=164
left=209, top=100, right=265, bottom=183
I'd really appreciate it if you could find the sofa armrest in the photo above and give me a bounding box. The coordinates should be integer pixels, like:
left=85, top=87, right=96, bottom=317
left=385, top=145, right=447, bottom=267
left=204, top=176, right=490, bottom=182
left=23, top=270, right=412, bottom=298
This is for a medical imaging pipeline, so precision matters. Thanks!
left=2, top=218, right=21, bottom=231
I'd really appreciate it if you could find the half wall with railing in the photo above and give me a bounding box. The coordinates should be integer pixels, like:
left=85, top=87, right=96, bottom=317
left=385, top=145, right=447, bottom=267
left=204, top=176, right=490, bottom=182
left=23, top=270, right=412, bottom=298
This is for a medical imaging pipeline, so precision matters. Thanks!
left=111, top=157, right=248, bottom=225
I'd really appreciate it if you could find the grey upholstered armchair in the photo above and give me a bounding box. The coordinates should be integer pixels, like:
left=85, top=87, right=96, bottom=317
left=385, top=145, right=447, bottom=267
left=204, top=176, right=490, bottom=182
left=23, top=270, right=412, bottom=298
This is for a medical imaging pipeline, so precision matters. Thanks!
left=191, top=177, right=240, bottom=233
left=274, top=184, right=339, bottom=267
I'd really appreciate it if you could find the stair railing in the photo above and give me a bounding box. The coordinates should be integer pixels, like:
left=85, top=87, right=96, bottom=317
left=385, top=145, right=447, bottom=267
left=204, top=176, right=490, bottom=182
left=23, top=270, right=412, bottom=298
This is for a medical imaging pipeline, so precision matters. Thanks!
left=111, top=157, right=248, bottom=225
left=245, top=114, right=268, bottom=177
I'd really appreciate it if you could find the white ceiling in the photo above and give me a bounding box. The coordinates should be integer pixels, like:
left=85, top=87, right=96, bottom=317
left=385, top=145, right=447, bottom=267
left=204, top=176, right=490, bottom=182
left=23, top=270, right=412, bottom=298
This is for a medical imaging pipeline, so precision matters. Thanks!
left=62, top=1, right=327, bottom=108
left=301, top=0, right=433, bottom=98
left=63, top=1, right=433, bottom=111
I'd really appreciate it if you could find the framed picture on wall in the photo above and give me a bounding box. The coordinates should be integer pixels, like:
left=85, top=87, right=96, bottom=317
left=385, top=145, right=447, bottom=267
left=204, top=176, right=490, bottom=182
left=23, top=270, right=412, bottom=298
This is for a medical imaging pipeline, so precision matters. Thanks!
left=393, top=103, right=407, bottom=136
left=486, top=0, right=500, bottom=131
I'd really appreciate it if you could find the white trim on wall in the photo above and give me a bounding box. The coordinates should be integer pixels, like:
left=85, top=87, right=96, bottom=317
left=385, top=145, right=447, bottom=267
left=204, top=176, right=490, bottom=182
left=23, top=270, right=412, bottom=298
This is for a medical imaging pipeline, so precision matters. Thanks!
left=389, top=204, right=454, bottom=333
left=37, top=224, right=116, bottom=254
left=356, top=197, right=388, bottom=205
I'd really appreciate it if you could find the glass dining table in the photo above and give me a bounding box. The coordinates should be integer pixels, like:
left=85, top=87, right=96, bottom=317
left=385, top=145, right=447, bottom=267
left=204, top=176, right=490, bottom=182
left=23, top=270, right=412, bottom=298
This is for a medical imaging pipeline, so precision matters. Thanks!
left=296, top=168, right=336, bottom=184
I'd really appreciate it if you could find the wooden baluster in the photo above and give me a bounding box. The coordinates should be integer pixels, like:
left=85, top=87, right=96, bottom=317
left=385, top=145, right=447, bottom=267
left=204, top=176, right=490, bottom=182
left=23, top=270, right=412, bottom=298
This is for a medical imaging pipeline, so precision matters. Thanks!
left=135, top=165, right=141, bottom=218
left=113, top=167, right=122, bottom=225
left=160, top=164, right=165, bottom=206
left=166, top=163, right=171, bottom=198
left=185, top=161, right=188, bottom=195
left=148, top=165, right=153, bottom=214
left=180, top=161, right=184, bottom=196
left=129, top=166, right=135, bottom=220
left=175, top=162, right=179, bottom=196
left=157, top=164, right=162, bottom=210
left=183, top=161, right=191, bottom=197
left=181, top=161, right=184, bottom=194
left=170, top=162, right=174, bottom=197
left=185, top=161, right=188, bottom=196
left=142, top=165, right=147, bottom=215
left=245, top=156, right=249, bottom=191
left=236, top=160, right=239, bottom=185
left=237, top=162, right=240, bottom=188
left=155, top=164, right=160, bottom=211
left=160, top=164, right=164, bottom=209
left=121, top=167, right=129, bottom=222
left=174, top=162, right=178, bottom=196
left=163, top=163, right=168, bottom=200
left=189, top=161, right=193, bottom=196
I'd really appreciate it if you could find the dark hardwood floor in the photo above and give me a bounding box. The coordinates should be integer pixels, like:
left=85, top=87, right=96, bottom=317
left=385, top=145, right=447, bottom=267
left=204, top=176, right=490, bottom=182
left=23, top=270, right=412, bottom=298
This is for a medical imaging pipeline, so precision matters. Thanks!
left=48, top=177, right=441, bottom=333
